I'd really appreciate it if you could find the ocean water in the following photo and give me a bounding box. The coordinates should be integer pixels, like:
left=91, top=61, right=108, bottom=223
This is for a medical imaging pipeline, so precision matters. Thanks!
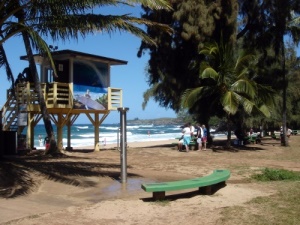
left=32, top=123, right=185, bottom=149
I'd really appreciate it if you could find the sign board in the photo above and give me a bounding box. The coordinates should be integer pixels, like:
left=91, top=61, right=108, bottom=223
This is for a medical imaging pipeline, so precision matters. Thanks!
left=73, top=60, right=108, bottom=110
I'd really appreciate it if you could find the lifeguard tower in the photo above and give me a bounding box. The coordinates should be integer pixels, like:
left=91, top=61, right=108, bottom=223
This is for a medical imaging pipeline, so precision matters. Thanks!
left=1, top=50, right=127, bottom=152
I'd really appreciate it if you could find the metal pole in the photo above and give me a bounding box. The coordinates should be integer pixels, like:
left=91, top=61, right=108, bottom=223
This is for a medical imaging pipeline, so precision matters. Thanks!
left=117, top=127, right=120, bottom=151
left=118, top=107, right=129, bottom=183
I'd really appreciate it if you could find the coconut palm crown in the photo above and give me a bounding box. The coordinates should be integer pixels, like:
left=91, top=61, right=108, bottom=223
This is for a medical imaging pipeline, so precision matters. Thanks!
left=181, top=41, right=274, bottom=119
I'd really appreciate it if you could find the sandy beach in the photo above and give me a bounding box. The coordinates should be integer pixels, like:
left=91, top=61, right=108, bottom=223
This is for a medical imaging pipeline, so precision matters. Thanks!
left=1, top=135, right=299, bottom=224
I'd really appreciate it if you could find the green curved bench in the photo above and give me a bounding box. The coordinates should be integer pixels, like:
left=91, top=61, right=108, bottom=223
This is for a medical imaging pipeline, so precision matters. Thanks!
left=141, top=169, right=230, bottom=200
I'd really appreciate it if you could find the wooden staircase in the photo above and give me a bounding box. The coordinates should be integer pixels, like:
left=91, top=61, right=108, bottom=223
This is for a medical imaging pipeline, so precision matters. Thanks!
left=1, top=89, right=21, bottom=133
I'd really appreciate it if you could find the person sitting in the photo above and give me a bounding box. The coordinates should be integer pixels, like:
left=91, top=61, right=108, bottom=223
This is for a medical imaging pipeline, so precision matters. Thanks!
left=256, top=132, right=262, bottom=144
left=14, top=73, right=26, bottom=86
left=22, top=67, right=34, bottom=83
left=234, top=128, right=248, bottom=145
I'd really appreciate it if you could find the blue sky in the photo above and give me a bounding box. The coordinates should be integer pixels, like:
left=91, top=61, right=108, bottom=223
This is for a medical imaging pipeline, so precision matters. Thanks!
left=0, top=5, right=177, bottom=124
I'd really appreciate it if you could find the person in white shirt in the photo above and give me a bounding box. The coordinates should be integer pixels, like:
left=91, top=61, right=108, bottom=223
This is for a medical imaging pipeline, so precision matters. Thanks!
left=287, top=128, right=292, bottom=138
left=189, top=123, right=195, bottom=137
left=182, top=123, right=191, bottom=152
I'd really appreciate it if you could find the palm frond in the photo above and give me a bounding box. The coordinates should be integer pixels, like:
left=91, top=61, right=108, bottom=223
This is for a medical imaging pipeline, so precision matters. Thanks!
left=221, top=91, right=239, bottom=115
left=199, top=42, right=219, bottom=58
left=142, top=82, right=159, bottom=110
left=200, top=67, right=219, bottom=80
left=35, top=14, right=172, bottom=46
left=239, top=95, right=255, bottom=114
left=20, top=24, right=57, bottom=75
left=181, top=87, right=203, bottom=108
left=235, top=52, right=256, bottom=74
left=256, top=84, right=276, bottom=107
left=27, top=0, right=172, bottom=13
left=127, top=0, right=173, bottom=10
left=254, top=103, right=272, bottom=118
left=0, top=44, right=14, bottom=84
left=231, top=79, right=256, bottom=99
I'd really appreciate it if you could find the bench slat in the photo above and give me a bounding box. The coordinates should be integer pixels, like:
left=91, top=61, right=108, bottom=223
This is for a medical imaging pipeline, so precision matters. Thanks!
left=141, top=169, right=230, bottom=193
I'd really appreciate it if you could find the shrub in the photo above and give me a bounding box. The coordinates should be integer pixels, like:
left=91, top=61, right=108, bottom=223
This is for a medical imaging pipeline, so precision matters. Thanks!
left=252, top=168, right=300, bottom=181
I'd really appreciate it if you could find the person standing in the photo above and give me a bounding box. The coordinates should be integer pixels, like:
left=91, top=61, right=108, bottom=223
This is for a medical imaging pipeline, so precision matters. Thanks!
left=44, top=136, right=50, bottom=150
left=182, top=123, right=191, bottom=152
left=202, top=125, right=208, bottom=150
left=38, top=135, right=43, bottom=147
left=287, top=128, right=292, bottom=138
left=195, top=123, right=203, bottom=151
left=280, top=126, right=284, bottom=142
left=250, top=128, right=253, bottom=136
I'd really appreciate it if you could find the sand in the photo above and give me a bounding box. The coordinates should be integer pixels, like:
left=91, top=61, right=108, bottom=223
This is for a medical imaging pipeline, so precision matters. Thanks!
left=0, top=136, right=298, bottom=225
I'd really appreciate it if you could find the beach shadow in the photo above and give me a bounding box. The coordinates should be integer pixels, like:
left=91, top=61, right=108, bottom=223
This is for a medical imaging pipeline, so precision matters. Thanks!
left=211, top=144, right=265, bottom=152
left=66, top=147, right=119, bottom=153
left=65, top=149, right=95, bottom=153
left=210, top=138, right=282, bottom=152
left=138, top=144, right=175, bottom=149
left=0, top=155, right=139, bottom=199
left=0, top=161, right=36, bottom=198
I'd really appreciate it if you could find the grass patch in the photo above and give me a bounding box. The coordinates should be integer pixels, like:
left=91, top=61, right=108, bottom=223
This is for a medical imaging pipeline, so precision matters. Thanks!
left=218, top=182, right=300, bottom=225
left=251, top=168, right=300, bottom=181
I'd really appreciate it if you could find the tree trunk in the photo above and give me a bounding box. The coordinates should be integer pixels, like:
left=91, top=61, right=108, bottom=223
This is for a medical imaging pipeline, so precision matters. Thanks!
left=21, top=32, right=59, bottom=155
left=281, top=35, right=288, bottom=146
left=226, top=115, right=232, bottom=148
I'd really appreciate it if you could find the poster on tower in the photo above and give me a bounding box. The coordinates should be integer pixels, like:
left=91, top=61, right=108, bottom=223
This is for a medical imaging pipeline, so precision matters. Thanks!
left=73, top=60, right=109, bottom=110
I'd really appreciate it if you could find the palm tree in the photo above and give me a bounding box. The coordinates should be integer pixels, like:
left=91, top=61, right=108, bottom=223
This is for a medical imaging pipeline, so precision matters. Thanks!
left=0, top=0, right=172, bottom=154
left=181, top=41, right=274, bottom=147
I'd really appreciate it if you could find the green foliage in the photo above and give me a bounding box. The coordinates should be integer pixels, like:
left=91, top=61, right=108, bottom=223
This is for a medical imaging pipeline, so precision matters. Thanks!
left=244, top=42, right=300, bottom=131
left=139, top=0, right=239, bottom=114
left=96, top=94, right=108, bottom=108
left=252, top=168, right=300, bottom=181
left=209, top=116, right=221, bottom=127
left=182, top=41, right=274, bottom=124
left=139, top=1, right=300, bottom=133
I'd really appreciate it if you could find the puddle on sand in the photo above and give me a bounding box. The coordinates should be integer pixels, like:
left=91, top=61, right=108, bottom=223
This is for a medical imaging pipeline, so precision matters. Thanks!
left=88, top=177, right=156, bottom=202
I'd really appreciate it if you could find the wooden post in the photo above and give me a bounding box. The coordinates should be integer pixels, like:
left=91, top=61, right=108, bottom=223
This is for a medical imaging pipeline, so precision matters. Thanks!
left=66, top=120, right=72, bottom=150
left=94, top=113, right=100, bottom=151
left=57, top=113, right=64, bottom=150
left=27, top=113, right=34, bottom=149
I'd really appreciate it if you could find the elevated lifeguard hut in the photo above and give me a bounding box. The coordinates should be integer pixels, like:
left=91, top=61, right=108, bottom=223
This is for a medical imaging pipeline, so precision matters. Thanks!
left=1, top=50, right=127, bottom=151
